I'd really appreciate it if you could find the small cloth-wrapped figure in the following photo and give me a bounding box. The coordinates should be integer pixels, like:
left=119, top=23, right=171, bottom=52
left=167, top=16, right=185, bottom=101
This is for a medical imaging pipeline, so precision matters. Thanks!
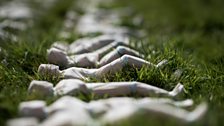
left=13, top=96, right=207, bottom=126
left=28, top=79, right=183, bottom=98
left=48, top=42, right=141, bottom=68
left=51, top=34, right=129, bottom=55
left=39, top=55, right=168, bottom=81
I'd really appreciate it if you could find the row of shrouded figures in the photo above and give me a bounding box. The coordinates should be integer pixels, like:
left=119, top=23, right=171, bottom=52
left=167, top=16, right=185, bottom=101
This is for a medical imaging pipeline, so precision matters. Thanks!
left=7, top=0, right=207, bottom=125
left=7, top=35, right=207, bottom=126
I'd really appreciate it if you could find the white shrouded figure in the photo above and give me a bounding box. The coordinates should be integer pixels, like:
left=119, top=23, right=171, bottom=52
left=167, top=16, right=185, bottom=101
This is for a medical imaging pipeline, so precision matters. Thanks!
left=51, top=34, right=129, bottom=55
left=39, top=55, right=168, bottom=81
left=15, top=96, right=207, bottom=126
left=48, top=42, right=141, bottom=68
left=28, top=79, right=184, bottom=98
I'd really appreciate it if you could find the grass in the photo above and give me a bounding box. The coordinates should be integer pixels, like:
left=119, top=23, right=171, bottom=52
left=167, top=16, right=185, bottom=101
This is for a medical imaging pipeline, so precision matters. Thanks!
left=0, top=0, right=224, bottom=125
left=113, top=0, right=224, bottom=125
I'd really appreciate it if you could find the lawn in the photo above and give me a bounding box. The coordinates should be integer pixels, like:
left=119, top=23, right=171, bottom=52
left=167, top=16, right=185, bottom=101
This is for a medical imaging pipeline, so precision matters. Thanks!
left=115, top=0, right=224, bottom=125
left=0, top=0, right=224, bottom=125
